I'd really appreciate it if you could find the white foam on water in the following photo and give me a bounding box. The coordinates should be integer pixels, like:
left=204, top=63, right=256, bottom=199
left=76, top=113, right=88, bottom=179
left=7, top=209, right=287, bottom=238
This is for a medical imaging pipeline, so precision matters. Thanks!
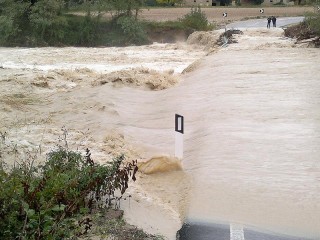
left=0, top=44, right=205, bottom=74
left=230, top=224, right=245, bottom=240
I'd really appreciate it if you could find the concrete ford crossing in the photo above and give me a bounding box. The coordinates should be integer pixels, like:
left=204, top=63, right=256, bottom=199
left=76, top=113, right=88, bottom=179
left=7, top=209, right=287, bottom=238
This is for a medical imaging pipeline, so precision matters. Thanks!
left=177, top=223, right=314, bottom=240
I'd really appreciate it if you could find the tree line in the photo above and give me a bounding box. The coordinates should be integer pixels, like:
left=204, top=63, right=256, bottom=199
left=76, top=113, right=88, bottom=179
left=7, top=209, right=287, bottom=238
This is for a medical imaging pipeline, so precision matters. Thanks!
left=0, top=0, right=148, bottom=46
left=0, top=0, right=216, bottom=47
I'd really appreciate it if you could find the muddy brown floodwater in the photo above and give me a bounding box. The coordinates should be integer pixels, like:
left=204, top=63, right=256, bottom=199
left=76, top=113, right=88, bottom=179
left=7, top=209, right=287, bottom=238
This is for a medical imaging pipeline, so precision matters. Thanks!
left=0, top=28, right=319, bottom=240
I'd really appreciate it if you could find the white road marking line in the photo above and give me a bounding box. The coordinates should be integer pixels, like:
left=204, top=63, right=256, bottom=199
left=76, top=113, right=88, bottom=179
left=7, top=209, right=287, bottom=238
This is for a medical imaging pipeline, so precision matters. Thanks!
left=230, top=223, right=245, bottom=240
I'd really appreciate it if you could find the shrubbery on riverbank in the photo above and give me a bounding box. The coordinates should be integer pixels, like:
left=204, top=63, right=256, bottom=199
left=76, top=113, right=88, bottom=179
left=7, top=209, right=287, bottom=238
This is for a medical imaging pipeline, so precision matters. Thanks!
left=0, top=129, right=149, bottom=239
left=0, top=13, right=147, bottom=47
left=306, top=12, right=320, bottom=35
left=0, top=1, right=213, bottom=47
left=284, top=12, right=320, bottom=47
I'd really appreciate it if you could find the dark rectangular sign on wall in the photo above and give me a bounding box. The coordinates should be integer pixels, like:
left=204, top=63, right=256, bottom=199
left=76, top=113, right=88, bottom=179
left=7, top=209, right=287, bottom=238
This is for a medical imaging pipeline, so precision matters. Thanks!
left=175, top=114, right=184, bottom=134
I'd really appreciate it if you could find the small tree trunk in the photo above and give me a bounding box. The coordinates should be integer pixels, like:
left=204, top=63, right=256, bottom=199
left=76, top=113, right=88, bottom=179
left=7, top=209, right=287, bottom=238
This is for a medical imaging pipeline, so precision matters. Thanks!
left=127, top=0, right=132, bottom=16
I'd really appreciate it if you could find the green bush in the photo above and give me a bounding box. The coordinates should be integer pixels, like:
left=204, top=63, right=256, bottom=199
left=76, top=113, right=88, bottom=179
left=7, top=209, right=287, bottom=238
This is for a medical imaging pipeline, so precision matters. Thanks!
left=76, top=14, right=101, bottom=46
left=252, top=0, right=264, bottom=4
left=116, top=15, right=149, bottom=45
left=179, top=6, right=214, bottom=31
left=0, top=16, right=16, bottom=44
left=0, top=144, right=138, bottom=239
left=306, top=13, right=320, bottom=35
left=29, top=0, right=64, bottom=30
left=145, top=0, right=158, bottom=6
left=0, top=0, right=31, bottom=46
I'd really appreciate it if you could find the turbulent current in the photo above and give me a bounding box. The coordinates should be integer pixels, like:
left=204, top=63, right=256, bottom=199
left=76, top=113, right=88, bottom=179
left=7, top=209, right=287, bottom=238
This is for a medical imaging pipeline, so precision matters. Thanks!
left=0, top=28, right=319, bottom=239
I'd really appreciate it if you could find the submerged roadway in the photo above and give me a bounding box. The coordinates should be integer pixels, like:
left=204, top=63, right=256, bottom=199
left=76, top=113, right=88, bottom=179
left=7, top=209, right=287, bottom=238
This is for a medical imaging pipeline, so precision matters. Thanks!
left=178, top=16, right=317, bottom=240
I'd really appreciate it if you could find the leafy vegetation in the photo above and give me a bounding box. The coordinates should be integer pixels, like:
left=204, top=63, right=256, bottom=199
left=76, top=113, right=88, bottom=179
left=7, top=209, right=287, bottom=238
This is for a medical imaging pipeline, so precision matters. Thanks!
left=284, top=12, right=320, bottom=47
left=0, top=0, right=214, bottom=47
left=0, top=0, right=149, bottom=46
left=0, top=131, right=144, bottom=239
left=116, top=15, right=149, bottom=44
left=179, top=6, right=214, bottom=31
left=102, top=0, right=146, bottom=19
left=306, top=12, right=320, bottom=35
left=155, top=0, right=184, bottom=6
left=252, top=0, right=264, bottom=5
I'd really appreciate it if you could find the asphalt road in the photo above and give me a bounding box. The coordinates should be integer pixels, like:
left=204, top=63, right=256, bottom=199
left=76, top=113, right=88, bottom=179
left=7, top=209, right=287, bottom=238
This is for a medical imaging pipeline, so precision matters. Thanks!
left=226, top=16, right=305, bottom=29
left=177, top=223, right=315, bottom=240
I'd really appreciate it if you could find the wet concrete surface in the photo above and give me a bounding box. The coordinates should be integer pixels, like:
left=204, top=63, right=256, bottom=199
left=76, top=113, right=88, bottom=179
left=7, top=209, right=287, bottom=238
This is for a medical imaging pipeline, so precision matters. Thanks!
left=177, top=223, right=315, bottom=240
left=227, top=17, right=305, bottom=29
left=178, top=223, right=230, bottom=240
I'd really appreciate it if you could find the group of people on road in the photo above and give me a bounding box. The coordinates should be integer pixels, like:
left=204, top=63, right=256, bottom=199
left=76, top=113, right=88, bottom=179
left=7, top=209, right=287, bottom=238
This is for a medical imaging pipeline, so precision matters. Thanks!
left=267, top=16, right=277, bottom=28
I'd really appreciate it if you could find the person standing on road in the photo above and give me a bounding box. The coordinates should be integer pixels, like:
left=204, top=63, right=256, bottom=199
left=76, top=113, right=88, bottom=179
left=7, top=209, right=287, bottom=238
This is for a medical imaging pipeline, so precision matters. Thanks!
left=272, top=16, right=277, bottom=27
left=267, top=17, right=271, bottom=28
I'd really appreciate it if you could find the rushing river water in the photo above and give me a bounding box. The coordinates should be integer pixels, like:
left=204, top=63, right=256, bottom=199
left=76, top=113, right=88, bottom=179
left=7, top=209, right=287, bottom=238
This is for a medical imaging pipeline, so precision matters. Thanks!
left=118, top=29, right=320, bottom=240
left=0, top=28, right=319, bottom=239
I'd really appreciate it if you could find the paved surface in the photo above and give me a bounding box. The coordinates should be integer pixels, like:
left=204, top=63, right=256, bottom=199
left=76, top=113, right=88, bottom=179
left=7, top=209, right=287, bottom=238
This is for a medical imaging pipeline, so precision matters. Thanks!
left=177, top=223, right=315, bottom=240
left=227, top=16, right=305, bottom=29
left=139, top=7, right=313, bottom=22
